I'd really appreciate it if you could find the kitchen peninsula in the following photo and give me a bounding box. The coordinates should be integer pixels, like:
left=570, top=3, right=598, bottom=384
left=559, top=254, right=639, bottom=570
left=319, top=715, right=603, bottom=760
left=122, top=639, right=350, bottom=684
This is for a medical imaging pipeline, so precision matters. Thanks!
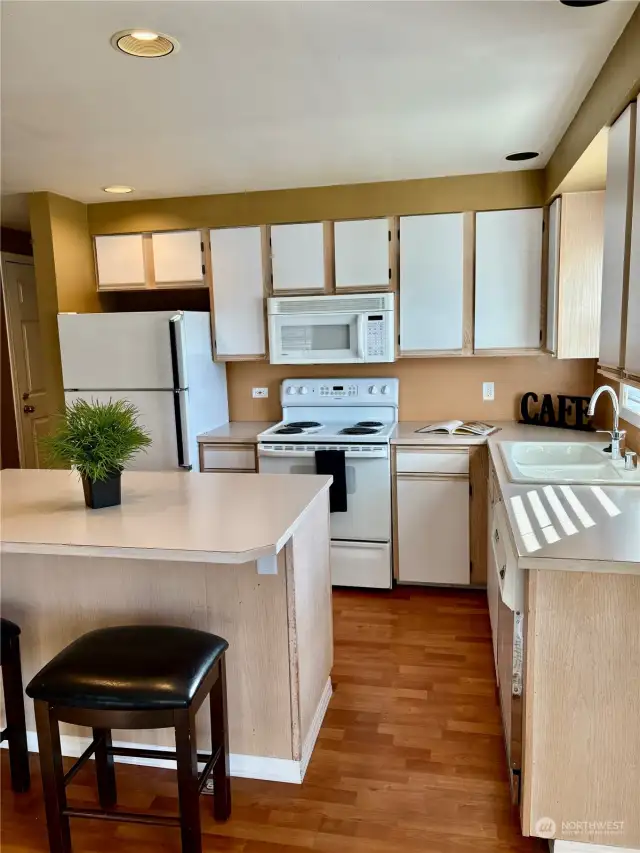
left=0, top=468, right=333, bottom=784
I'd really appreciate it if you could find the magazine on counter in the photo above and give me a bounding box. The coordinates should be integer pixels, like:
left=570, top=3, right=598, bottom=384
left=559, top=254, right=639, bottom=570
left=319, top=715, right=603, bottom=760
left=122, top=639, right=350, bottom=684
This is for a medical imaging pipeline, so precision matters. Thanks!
left=416, top=420, right=498, bottom=436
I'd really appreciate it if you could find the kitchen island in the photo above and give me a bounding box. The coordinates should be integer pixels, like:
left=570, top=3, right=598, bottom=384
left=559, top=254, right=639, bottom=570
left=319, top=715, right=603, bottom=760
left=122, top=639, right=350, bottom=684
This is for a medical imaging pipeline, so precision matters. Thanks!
left=0, top=468, right=333, bottom=784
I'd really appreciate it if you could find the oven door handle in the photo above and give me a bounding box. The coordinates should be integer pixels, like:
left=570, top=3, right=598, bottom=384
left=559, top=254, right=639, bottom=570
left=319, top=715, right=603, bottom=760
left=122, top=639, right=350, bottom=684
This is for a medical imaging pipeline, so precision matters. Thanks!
left=258, top=447, right=388, bottom=459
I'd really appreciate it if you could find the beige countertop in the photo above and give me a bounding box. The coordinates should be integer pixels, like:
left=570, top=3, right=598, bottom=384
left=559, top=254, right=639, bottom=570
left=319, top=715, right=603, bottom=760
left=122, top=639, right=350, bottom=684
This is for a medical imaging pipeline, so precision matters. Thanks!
left=197, top=422, right=274, bottom=444
left=0, top=469, right=331, bottom=566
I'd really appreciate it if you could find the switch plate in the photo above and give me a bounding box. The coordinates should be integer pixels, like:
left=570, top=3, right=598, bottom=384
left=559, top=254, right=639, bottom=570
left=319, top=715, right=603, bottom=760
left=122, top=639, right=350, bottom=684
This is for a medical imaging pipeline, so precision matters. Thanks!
left=252, top=387, right=268, bottom=398
left=483, top=382, right=495, bottom=402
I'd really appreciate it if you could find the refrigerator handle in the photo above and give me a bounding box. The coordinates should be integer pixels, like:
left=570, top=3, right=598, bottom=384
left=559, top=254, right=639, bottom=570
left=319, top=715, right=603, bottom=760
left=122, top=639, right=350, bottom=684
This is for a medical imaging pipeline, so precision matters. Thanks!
left=169, top=313, right=187, bottom=389
left=169, top=317, right=192, bottom=470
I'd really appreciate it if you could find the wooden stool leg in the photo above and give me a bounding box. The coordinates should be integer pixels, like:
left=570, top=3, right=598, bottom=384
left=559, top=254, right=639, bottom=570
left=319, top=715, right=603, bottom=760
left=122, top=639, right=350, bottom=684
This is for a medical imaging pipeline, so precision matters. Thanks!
left=2, top=633, right=31, bottom=792
left=210, top=656, right=231, bottom=821
left=174, top=708, right=202, bottom=853
left=93, top=728, right=117, bottom=809
left=34, top=700, right=72, bottom=853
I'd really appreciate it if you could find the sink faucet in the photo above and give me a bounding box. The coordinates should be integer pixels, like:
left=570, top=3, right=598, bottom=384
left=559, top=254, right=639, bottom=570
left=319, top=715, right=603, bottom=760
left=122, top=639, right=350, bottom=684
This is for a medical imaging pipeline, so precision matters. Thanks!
left=587, top=385, right=626, bottom=461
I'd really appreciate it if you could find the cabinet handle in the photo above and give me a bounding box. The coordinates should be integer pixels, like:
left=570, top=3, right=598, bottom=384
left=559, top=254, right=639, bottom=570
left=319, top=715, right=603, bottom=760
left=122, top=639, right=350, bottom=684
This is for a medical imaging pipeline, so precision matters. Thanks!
left=499, top=566, right=506, bottom=579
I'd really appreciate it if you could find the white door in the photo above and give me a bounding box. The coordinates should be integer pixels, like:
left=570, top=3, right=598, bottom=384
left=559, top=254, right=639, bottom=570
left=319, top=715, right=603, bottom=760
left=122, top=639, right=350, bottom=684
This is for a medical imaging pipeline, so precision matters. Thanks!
left=601, top=101, right=636, bottom=371
left=152, top=231, right=204, bottom=287
left=475, top=208, right=543, bottom=350
left=210, top=227, right=266, bottom=358
left=271, top=223, right=325, bottom=292
left=397, top=474, right=470, bottom=585
left=624, top=100, right=640, bottom=378
left=58, top=311, right=176, bottom=390
left=546, top=198, right=561, bottom=355
left=94, top=234, right=146, bottom=290
left=334, top=219, right=390, bottom=290
left=399, top=213, right=465, bottom=352
left=64, top=390, right=180, bottom=471
left=1, top=258, right=51, bottom=467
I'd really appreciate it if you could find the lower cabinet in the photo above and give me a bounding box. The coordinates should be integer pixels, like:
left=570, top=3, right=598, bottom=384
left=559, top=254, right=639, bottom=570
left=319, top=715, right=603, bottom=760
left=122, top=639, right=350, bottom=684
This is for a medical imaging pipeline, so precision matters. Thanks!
left=395, top=448, right=470, bottom=585
left=199, top=443, right=257, bottom=473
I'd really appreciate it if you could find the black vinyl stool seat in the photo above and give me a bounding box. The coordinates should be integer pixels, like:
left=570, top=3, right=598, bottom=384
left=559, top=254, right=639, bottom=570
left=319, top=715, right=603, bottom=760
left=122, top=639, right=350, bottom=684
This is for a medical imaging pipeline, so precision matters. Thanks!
left=27, top=625, right=231, bottom=853
left=1, top=618, right=31, bottom=793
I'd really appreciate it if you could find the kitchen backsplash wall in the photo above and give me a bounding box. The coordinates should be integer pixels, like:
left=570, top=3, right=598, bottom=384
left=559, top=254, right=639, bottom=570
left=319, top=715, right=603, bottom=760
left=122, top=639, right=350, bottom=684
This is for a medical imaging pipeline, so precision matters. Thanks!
left=227, top=356, right=596, bottom=422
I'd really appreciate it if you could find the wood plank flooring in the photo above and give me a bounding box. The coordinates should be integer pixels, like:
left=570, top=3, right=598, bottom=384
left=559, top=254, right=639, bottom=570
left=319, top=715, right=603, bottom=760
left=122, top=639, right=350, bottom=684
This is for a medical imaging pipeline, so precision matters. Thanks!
left=1, top=587, right=545, bottom=852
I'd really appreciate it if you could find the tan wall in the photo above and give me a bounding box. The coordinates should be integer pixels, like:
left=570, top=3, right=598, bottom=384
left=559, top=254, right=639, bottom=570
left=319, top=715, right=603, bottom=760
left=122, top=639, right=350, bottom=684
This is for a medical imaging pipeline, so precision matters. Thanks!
left=87, top=170, right=545, bottom=234
left=226, top=357, right=595, bottom=423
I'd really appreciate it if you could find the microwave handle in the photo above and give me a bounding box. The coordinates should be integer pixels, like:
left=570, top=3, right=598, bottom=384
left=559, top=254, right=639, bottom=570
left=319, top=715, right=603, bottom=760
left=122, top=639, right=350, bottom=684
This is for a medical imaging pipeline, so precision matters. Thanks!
left=356, top=315, right=366, bottom=361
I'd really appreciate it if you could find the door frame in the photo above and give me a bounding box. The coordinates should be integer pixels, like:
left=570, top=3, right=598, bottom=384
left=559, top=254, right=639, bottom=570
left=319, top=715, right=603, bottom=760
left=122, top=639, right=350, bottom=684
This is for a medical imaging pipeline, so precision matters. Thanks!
left=1, top=251, right=37, bottom=467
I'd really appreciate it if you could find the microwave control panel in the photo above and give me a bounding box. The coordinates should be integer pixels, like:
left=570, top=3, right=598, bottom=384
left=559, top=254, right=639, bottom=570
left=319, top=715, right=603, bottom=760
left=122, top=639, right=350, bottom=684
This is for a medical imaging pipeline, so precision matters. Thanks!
left=366, top=314, right=385, bottom=358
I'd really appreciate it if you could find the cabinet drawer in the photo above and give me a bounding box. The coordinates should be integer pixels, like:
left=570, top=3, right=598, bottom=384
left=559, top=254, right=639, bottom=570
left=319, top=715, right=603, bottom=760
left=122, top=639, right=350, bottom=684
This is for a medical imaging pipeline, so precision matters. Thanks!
left=396, top=448, right=469, bottom=475
left=201, top=445, right=256, bottom=471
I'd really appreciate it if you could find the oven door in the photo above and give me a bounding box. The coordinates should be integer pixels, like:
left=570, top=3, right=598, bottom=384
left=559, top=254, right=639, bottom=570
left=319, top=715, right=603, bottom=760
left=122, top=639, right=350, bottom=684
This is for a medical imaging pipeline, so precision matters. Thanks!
left=269, top=311, right=365, bottom=364
left=258, top=444, right=391, bottom=542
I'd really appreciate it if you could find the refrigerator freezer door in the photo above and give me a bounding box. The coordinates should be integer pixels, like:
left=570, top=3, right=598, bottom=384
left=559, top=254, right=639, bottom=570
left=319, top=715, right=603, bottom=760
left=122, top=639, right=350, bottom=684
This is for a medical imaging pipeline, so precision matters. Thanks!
left=64, top=391, right=181, bottom=471
left=58, top=312, right=177, bottom=390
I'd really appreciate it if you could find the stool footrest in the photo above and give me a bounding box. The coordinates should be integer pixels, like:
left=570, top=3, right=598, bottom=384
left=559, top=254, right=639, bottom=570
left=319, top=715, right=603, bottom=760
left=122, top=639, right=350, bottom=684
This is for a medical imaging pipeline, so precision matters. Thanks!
left=63, top=807, right=181, bottom=828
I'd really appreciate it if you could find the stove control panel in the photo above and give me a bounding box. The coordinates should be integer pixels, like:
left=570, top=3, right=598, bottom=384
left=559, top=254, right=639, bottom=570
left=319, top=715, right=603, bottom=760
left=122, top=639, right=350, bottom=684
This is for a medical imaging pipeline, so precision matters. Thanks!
left=281, top=378, right=399, bottom=406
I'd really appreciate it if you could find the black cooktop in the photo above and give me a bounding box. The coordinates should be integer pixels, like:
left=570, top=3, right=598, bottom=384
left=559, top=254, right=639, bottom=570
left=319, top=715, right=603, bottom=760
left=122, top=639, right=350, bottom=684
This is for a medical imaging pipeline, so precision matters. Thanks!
left=340, top=427, right=378, bottom=435
left=287, top=421, right=322, bottom=428
left=355, top=421, right=383, bottom=428
left=275, top=426, right=304, bottom=435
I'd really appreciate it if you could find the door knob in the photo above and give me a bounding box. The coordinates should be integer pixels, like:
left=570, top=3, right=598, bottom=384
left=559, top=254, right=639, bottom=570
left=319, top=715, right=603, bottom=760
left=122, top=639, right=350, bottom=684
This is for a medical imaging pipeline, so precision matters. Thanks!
left=23, top=405, right=35, bottom=413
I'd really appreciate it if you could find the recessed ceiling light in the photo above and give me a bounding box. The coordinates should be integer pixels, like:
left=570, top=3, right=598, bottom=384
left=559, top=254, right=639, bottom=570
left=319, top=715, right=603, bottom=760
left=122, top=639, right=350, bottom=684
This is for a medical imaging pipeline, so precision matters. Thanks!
left=505, top=152, right=540, bottom=162
left=111, top=29, right=179, bottom=58
left=559, top=0, right=609, bottom=6
left=103, top=186, right=134, bottom=194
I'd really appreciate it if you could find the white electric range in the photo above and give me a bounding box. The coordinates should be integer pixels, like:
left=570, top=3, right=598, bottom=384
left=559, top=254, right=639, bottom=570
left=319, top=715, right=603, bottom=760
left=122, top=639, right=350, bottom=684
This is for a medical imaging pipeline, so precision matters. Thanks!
left=257, top=378, right=398, bottom=589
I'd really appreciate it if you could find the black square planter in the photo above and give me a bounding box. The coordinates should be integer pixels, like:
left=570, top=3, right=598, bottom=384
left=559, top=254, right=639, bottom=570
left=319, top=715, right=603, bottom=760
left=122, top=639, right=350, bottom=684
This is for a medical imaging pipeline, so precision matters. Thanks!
left=82, top=473, right=122, bottom=509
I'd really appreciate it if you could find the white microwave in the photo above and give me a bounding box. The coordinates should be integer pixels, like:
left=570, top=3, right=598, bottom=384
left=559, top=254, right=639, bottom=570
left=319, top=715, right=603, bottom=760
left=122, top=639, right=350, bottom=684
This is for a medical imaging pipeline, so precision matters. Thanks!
left=268, top=293, right=395, bottom=364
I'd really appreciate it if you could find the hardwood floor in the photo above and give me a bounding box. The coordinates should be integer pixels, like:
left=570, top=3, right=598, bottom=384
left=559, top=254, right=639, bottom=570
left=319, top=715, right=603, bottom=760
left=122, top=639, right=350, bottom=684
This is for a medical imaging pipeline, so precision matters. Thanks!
left=1, top=587, right=545, bottom=852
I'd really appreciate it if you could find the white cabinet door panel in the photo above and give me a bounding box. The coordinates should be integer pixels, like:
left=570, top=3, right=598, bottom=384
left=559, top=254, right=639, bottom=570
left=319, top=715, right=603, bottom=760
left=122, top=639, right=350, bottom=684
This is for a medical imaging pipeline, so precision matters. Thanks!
left=152, top=231, right=204, bottom=285
left=399, top=213, right=465, bottom=352
left=397, top=475, right=470, bottom=585
left=210, top=227, right=266, bottom=358
left=475, top=208, right=543, bottom=350
left=334, top=218, right=390, bottom=289
left=625, top=101, right=640, bottom=377
left=95, top=234, right=146, bottom=288
left=271, top=223, right=325, bottom=292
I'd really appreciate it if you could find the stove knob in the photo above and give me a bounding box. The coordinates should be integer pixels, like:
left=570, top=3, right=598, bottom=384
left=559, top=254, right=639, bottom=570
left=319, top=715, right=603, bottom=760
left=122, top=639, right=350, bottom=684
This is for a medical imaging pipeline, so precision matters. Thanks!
left=368, top=385, right=378, bottom=395
left=381, top=385, right=390, bottom=395
left=287, top=387, right=297, bottom=395
left=299, top=386, right=308, bottom=395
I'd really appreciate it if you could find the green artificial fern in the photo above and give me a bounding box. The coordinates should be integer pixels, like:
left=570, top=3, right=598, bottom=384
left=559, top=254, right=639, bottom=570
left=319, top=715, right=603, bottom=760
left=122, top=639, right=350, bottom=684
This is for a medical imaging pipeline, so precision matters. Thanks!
left=41, top=398, right=152, bottom=482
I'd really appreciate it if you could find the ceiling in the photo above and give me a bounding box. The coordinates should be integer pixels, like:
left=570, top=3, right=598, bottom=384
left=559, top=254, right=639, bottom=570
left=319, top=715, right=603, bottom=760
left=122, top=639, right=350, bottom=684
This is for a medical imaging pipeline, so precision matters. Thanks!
left=1, top=0, right=637, bottom=216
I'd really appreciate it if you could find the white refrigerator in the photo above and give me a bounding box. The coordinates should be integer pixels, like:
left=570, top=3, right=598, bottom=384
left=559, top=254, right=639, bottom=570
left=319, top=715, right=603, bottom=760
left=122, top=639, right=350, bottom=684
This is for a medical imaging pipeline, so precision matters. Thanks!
left=58, top=311, right=228, bottom=472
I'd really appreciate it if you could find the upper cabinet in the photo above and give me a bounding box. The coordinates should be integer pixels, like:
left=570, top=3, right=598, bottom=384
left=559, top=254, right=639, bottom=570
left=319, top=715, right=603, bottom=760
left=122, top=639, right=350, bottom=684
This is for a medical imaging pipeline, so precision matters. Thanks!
left=599, top=101, right=637, bottom=375
left=474, top=208, right=543, bottom=351
left=210, top=227, right=266, bottom=360
left=624, top=102, right=640, bottom=381
left=334, top=218, right=391, bottom=290
left=399, top=213, right=466, bottom=355
left=546, top=192, right=605, bottom=359
left=270, top=222, right=325, bottom=292
left=151, top=231, right=204, bottom=287
left=95, top=230, right=205, bottom=291
left=94, top=234, right=146, bottom=290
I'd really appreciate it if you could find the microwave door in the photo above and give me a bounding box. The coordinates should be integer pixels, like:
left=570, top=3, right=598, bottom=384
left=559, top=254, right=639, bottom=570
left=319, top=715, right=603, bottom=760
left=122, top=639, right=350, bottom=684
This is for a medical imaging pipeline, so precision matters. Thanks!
left=273, top=312, right=364, bottom=364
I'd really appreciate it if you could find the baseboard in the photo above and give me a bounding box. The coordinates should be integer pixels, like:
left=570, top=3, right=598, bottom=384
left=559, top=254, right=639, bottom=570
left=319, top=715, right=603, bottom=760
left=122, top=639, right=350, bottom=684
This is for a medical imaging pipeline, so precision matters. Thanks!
left=552, top=842, right=640, bottom=852
left=2, top=678, right=333, bottom=786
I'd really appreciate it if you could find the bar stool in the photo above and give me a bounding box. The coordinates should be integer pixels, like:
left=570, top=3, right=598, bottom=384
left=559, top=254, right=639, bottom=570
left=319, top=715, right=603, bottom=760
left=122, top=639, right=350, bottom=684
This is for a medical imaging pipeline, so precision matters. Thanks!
left=26, top=625, right=231, bottom=853
left=1, top=617, right=31, bottom=792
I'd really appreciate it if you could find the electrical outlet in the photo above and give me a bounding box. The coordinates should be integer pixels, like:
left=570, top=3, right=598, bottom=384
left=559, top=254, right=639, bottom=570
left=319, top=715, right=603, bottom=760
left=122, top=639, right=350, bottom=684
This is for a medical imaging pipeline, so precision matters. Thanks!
left=483, top=382, right=495, bottom=402
left=252, top=387, right=268, bottom=399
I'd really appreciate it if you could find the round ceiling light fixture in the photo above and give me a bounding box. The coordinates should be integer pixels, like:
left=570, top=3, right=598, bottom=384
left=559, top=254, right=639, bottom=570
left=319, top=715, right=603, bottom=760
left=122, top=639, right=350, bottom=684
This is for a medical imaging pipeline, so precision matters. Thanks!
left=103, top=185, right=134, bottom=194
left=559, top=0, right=609, bottom=6
left=505, top=151, right=540, bottom=162
left=111, top=29, right=179, bottom=58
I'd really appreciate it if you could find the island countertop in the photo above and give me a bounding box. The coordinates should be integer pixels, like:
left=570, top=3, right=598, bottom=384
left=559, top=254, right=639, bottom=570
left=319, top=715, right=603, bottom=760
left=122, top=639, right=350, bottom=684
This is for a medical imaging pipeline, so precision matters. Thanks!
left=0, top=469, right=332, bottom=566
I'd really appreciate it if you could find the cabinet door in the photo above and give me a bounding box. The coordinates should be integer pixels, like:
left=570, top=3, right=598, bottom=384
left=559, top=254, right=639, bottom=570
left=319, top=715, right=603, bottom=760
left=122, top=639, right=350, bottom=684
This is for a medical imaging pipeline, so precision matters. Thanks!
left=94, top=234, right=146, bottom=289
left=210, top=227, right=266, bottom=358
left=487, top=498, right=500, bottom=674
left=625, top=101, right=640, bottom=379
left=152, top=231, right=204, bottom=287
left=601, top=101, right=636, bottom=372
left=475, top=208, right=543, bottom=350
left=397, top=474, right=469, bottom=585
left=271, top=222, right=325, bottom=292
left=546, top=198, right=561, bottom=355
left=334, top=218, right=390, bottom=289
left=399, top=213, right=465, bottom=353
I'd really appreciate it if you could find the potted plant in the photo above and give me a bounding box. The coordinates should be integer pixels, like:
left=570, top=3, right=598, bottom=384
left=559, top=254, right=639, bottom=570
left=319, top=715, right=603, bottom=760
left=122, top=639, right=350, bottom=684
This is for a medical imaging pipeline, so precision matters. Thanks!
left=41, top=398, right=152, bottom=509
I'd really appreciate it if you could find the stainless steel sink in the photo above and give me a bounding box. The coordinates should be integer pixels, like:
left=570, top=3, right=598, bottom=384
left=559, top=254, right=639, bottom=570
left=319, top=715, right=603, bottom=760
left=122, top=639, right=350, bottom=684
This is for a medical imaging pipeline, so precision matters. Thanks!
left=499, top=441, right=640, bottom=485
